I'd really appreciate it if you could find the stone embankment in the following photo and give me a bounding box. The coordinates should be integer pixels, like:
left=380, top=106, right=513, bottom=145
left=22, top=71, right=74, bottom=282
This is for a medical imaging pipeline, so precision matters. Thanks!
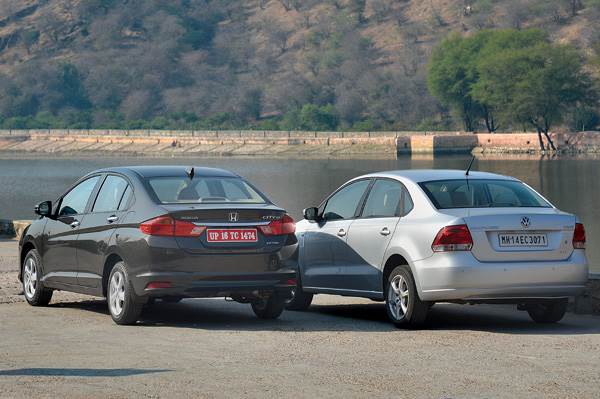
left=0, top=129, right=598, bottom=157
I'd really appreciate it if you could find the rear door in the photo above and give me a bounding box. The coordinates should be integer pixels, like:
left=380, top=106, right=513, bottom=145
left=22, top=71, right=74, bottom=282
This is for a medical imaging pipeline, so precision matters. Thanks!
left=343, top=179, right=404, bottom=292
left=76, top=174, right=132, bottom=288
left=42, top=176, right=101, bottom=286
left=301, top=179, right=372, bottom=290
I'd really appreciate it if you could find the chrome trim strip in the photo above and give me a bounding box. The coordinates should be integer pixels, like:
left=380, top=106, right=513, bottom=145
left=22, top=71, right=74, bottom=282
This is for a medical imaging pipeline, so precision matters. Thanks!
left=192, top=222, right=271, bottom=227
left=303, top=286, right=383, bottom=295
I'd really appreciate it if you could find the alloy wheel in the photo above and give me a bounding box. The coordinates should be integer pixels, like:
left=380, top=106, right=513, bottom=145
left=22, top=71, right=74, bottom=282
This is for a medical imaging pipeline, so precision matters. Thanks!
left=109, top=271, right=126, bottom=316
left=388, top=274, right=410, bottom=321
left=23, top=257, right=38, bottom=299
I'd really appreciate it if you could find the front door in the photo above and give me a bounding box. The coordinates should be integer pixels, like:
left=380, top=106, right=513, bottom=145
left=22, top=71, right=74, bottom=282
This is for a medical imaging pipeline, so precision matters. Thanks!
left=301, top=179, right=371, bottom=290
left=76, top=175, right=132, bottom=288
left=344, top=179, right=404, bottom=293
left=42, top=176, right=101, bottom=287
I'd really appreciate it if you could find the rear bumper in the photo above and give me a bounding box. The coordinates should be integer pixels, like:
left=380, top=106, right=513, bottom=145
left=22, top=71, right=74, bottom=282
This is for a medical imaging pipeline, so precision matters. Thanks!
left=413, top=250, right=589, bottom=302
left=122, top=235, right=298, bottom=298
left=131, top=270, right=297, bottom=298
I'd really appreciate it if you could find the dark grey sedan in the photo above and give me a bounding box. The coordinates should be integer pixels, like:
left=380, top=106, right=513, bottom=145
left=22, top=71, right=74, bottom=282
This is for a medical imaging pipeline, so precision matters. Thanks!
left=18, top=166, right=298, bottom=324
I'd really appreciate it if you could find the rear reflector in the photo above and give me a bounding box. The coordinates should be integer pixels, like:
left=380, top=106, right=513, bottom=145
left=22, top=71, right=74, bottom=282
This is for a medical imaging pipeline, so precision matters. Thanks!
left=259, top=214, right=296, bottom=236
left=146, top=281, right=172, bottom=289
left=573, top=223, right=586, bottom=249
left=432, top=224, right=473, bottom=252
left=140, top=216, right=206, bottom=237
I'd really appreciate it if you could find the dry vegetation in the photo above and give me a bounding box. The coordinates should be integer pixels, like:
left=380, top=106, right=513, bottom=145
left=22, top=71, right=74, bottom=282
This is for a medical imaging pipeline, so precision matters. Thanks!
left=0, top=0, right=598, bottom=131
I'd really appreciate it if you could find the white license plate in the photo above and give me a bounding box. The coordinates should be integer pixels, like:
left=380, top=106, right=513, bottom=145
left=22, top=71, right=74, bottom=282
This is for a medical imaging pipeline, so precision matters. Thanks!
left=498, top=233, right=548, bottom=247
left=206, top=228, right=258, bottom=243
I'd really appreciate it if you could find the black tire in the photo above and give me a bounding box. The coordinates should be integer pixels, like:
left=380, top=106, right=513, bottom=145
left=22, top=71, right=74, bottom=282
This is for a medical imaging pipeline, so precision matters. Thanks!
left=251, top=294, right=286, bottom=319
left=526, top=299, right=568, bottom=323
left=285, top=280, right=313, bottom=311
left=22, top=249, right=53, bottom=306
left=161, top=296, right=183, bottom=304
left=384, top=265, right=429, bottom=328
left=107, top=261, right=143, bottom=325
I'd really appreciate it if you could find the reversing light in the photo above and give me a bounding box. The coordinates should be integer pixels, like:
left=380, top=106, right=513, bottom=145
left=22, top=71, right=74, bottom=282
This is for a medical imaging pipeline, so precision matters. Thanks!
left=573, top=223, right=586, bottom=249
left=432, top=224, right=473, bottom=252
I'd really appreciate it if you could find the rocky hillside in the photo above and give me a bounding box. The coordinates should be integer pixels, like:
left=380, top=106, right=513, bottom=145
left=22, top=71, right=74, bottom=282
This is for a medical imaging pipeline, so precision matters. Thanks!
left=0, top=0, right=598, bottom=130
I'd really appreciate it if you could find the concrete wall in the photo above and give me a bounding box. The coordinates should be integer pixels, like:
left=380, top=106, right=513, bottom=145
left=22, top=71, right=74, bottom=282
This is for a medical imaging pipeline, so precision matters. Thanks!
left=0, top=130, right=599, bottom=155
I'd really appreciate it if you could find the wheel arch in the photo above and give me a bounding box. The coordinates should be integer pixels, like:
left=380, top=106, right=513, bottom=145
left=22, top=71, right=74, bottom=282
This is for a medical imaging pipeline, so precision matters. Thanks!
left=19, top=239, right=37, bottom=281
left=382, top=252, right=424, bottom=299
left=102, top=253, right=124, bottom=297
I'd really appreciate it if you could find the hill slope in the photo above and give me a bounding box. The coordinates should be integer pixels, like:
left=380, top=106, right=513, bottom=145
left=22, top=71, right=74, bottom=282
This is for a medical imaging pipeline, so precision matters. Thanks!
left=0, top=0, right=598, bottom=130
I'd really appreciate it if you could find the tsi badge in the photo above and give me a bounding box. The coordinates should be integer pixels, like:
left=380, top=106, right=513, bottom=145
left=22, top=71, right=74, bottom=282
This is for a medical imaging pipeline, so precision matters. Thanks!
left=521, top=216, right=531, bottom=228
left=229, top=212, right=239, bottom=222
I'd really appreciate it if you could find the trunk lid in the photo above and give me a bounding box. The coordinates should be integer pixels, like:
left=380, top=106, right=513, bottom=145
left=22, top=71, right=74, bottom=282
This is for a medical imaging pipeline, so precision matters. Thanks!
left=442, top=208, right=576, bottom=262
left=162, top=204, right=288, bottom=254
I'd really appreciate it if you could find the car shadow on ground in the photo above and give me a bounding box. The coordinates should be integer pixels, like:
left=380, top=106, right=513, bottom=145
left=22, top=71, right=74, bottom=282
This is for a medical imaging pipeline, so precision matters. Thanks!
left=308, top=302, right=600, bottom=335
left=0, top=368, right=171, bottom=377
left=48, top=298, right=600, bottom=335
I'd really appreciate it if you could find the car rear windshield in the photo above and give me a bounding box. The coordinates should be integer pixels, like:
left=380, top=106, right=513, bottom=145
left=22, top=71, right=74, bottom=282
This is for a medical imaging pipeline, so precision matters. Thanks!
left=419, top=179, right=551, bottom=209
left=147, top=177, right=267, bottom=204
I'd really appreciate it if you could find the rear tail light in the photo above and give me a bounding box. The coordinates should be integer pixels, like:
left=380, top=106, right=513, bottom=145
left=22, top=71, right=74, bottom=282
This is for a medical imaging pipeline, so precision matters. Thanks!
left=258, top=214, right=296, bottom=236
left=140, top=216, right=206, bottom=237
left=432, top=224, right=473, bottom=252
left=573, top=223, right=586, bottom=249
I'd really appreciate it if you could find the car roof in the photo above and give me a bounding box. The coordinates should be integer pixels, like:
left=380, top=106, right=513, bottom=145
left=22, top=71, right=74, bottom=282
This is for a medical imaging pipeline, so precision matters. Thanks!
left=360, top=169, right=517, bottom=183
left=95, top=166, right=239, bottom=179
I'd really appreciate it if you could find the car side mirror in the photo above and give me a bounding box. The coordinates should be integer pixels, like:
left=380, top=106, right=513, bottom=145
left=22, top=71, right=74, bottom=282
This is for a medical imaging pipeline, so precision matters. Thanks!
left=303, top=207, right=320, bottom=221
left=35, top=201, right=52, bottom=218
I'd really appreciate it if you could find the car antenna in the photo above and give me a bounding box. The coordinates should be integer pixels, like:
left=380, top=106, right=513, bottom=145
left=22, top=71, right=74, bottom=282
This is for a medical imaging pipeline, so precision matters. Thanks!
left=186, top=167, right=195, bottom=180
left=465, top=156, right=476, bottom=176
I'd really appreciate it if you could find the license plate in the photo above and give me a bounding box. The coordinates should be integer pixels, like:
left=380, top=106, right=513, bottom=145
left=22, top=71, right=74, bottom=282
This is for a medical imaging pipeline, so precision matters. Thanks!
left=206, top=228, right=258, bottom=243
left=498, top=233, right=548, bottom=247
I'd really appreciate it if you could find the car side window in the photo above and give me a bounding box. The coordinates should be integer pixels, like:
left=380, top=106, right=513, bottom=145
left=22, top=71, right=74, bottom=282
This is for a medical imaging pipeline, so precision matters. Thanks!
left=93, top=176, right=129, bottom=213
left=361, top=179, right=403, bottom=218
left=118, top=185, right=133, bottom=211
left=58, top=176, right=101, bottom=217
left=401, top=187, right=414, bottom=216
left=322, top=180, right=370, bottom=221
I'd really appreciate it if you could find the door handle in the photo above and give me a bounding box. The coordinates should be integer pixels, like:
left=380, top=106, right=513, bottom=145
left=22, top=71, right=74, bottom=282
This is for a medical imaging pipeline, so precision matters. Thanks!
left=107, top=215, right=119, bottom=223
left=70, top=221, right=80, bottom=228
left=337, top=228, right=346, bottom=237
left=380, top=227, right=390, bottom=236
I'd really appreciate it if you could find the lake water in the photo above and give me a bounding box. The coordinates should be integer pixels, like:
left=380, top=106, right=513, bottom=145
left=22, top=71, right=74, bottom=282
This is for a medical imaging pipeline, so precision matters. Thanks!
left=0, top=154, right=598, bottom=273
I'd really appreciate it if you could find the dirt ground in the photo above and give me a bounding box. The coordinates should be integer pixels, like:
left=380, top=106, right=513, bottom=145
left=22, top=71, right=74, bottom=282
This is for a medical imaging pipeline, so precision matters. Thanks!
left=1, top=239, right=600, bottom=399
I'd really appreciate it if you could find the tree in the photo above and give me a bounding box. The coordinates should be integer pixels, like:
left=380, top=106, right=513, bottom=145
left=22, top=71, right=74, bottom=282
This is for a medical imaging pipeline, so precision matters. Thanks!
left=427, top=28, right=593, bottom=139
left=59, top=64, right=91, bottom=110
left=285, top=103, right=339, bottom=131
left=473, top=43, right=596, bottom=150
left=427, top=33, right=488, bottom=131
left=21, top=30, right=40, bottom=54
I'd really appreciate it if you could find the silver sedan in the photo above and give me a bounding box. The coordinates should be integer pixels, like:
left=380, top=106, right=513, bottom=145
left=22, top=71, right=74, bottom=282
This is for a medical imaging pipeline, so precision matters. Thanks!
left=288, top=169, right=588, bottom=327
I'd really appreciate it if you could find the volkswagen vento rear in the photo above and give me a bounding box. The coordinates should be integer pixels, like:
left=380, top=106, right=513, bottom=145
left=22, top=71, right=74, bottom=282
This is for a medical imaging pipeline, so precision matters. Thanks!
left=292, top=170, right=588, bottom=327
